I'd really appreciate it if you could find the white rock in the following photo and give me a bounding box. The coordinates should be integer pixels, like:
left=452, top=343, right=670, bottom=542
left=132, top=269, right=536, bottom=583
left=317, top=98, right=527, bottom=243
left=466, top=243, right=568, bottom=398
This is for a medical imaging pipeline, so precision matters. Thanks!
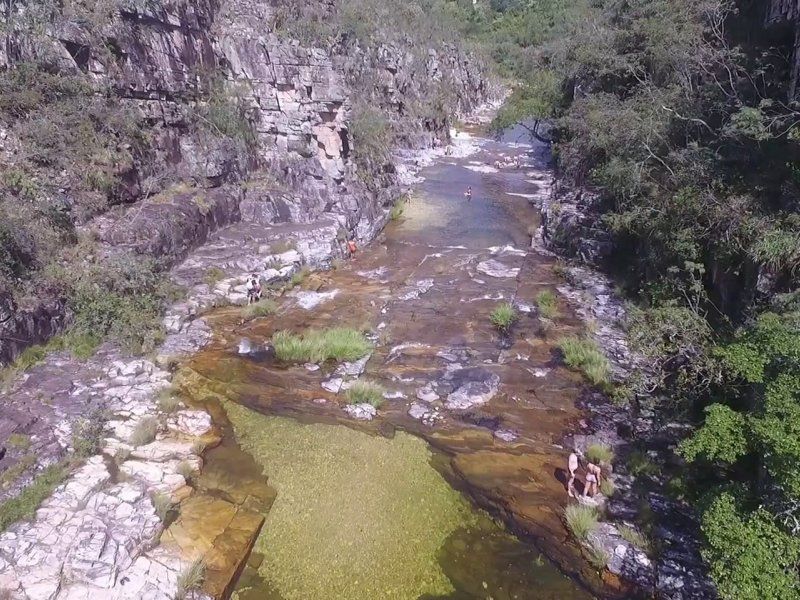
left=171, top=410, right=212, bottom=437
left=476, top=259, right=519, bottom=278
left=321, top=378, right=343, bottom=393
left=344, top=403, right=377, bottom=420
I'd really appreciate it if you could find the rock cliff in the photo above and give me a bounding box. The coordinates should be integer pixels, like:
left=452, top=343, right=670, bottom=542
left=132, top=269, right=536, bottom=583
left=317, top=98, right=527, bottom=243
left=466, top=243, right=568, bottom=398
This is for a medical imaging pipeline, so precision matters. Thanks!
left=0, top=0, right=492, bottom=364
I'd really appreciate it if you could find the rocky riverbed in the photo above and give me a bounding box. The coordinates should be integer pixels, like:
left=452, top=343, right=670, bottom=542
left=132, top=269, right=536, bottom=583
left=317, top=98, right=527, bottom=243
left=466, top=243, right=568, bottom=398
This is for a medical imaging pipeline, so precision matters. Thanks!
left=0, top=114, right=712, bottom=600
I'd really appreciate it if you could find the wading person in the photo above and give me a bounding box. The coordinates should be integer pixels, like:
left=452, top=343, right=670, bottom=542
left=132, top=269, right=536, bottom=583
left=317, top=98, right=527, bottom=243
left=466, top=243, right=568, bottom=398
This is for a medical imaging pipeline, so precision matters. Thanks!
left=464, top=186, right=472, bottom=201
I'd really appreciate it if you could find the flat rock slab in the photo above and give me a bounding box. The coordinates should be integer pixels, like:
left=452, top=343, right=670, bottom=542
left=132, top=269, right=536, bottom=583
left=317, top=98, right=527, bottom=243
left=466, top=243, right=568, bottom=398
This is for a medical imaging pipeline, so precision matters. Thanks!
left=445, top=373, right=501, bottom=410
left=161, top=493, right=265, bottom=599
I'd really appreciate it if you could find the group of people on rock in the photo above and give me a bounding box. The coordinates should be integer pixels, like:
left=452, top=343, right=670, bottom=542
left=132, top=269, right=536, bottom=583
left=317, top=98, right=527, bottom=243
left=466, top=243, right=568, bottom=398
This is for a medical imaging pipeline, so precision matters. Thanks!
left=567, top=451, right=604, bottom=498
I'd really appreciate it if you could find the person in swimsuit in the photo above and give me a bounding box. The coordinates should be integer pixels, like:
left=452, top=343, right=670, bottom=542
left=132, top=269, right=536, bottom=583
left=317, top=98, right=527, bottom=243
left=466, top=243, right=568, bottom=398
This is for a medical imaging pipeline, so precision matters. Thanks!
left=464, top=186, right=472, bottom=201
left=567, top=452, right=579, bottom=498
left=584, top=461, right=602, bottom=498
left=347, top=238, right=357, bottom=260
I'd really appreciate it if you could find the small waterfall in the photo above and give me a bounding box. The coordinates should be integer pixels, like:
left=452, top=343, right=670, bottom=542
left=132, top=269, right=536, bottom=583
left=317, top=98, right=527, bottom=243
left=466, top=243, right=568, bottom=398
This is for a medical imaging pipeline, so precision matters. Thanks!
left=238, top=338, right=252, bottom=355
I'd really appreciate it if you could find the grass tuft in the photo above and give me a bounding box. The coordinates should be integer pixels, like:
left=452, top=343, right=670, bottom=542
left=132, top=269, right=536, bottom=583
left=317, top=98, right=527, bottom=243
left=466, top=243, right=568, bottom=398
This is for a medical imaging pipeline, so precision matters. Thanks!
left=564, top=504, right=599, bottom=541
left=600, top=478, right=616, bottom=497
left=157, top=389, right=181, bottom=414
left=556, top=336, right=611, bottom=386
left=390, top=203, right=404, bottom=220
left=242, top=298, right=278, bottom=321
left=618, top=525, right=652, bottom=554
left=272, top=328, right=372, bottom=363
left=129, top=416, right=158, bottom=447
left=586, top=443, right=614, bottom=464
left=175, top=559, right=206, bottom=600
left=345, top=380, right=385, bottom=408
left=290, top=267, right=311, bottom=288
left=535, top=289, right=560, bottom=320
left=115, top=447, right=131, bottom=465
left=490, top=302, right=518, bottom=332
left=7, top=434, right=30, bottom=450
left=176, top=460, right=196, bottom=482
left=587, top=543, right=610, bottom=570
left=151, top=492, right=175, bottom=523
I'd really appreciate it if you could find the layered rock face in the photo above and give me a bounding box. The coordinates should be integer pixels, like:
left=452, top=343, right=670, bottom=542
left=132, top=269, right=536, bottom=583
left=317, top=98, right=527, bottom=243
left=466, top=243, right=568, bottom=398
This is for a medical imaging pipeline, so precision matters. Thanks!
left=0, top=0, right=490, bottom=364
left=766, top=0, right=800, bottom=99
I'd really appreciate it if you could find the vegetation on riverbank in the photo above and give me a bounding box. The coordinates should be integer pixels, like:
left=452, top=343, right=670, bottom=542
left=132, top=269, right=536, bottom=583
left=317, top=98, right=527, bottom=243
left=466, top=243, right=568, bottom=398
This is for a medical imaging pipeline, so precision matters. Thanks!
left=345, top=380, right=385, bottom=408
left=556, top=337, right=610, bottom=387
left=476, top=0, right=800, bottom=596
left=272, top=328, right=372, bottom=364
left=0, top=463, right=69, bottom=532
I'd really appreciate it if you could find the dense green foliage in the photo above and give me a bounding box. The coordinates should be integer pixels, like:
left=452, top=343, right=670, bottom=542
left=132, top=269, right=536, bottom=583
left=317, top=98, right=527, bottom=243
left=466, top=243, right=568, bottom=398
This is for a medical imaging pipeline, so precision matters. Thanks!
left=473, top=0, right=800, bottom=595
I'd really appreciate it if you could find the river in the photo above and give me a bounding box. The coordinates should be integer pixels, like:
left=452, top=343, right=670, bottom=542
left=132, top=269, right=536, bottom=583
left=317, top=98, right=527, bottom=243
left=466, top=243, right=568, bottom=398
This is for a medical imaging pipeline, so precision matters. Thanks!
left=182, top=124, right=600, bottom=599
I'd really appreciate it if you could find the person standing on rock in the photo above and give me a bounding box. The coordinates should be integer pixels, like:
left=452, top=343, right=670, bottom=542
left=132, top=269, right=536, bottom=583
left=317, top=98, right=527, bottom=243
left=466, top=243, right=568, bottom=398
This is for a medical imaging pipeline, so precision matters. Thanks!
left=246, top=273, right=262, bottom=304
left=567, top=451, right=580, bottom=498
left=584, top=461, right=601, bottom=498
left=347, top=238, right=358, bottom=260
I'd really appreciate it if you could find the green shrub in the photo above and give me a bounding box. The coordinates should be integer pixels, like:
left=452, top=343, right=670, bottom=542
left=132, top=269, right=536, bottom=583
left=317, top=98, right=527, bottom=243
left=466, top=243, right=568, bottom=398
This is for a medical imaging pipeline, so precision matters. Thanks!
left=585, top=443, right=614, bottom=464
left=204, top=267, right=225, bottom=286
left=0, top=462, right=69, bottom=532
left=535, top=289, right=560, bottom=320
left=242, top=299, right=278, bottom=321
left=564, top=504, right=599, bottom=541
left=175, top=559, right=206, bottom=600
left=557, top=336, right=611, bottom=385
left=626, top=450, right=660, bottom=478
left=272, top=328, right=372, bottom=363
left=46, top=253, right=169, bottom=355
left=129, top=417, right=158, bottom=447
left=490, top=302, right=518, bottom=332
left=345, top=380, right=385, bottom=408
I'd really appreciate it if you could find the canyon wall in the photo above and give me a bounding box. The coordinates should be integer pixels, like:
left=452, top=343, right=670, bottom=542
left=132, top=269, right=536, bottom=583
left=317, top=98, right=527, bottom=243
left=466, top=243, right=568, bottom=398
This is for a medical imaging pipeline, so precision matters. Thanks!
left=0, top=0, right=491, bottom=364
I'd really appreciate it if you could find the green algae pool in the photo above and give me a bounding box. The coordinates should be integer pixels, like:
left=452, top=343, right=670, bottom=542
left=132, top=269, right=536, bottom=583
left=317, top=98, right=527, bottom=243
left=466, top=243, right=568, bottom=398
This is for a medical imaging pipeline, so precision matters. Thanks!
left=226, top=401, right=475, bottom=599
left=225, top=402, right=593, bottom=600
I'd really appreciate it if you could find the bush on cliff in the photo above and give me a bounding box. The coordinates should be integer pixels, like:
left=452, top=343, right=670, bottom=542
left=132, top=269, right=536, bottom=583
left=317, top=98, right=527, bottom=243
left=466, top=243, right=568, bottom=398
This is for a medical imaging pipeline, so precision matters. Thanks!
left=45, top=252, right=171, bottom=355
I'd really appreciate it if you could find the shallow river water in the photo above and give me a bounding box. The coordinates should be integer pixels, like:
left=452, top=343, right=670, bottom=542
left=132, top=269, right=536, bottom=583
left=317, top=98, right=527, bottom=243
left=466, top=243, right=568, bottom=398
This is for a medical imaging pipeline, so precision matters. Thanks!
left=186, top=126, right=598, bottom=599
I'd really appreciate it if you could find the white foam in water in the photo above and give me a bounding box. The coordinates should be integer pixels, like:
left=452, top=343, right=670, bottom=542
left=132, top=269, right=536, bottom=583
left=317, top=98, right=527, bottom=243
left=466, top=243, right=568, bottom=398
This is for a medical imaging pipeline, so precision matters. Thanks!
left=238, top=338, right=252, bottom=354
left=506, top=192, right=539, bottom=199
left=464, top=164, right=499, bottom=174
